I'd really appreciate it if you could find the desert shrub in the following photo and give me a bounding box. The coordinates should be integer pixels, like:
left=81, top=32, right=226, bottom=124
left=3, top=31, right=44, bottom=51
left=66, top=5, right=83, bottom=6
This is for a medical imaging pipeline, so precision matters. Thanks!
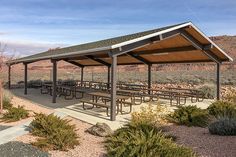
left=222, top=88, right=236, bottom=104
left=208, top=118, right=236, bottom=136
left=131, top=104, right=170, bottom=126
left=105, top=123, right=195, bottom=157
left=2, top=91, right=13, bottom=109
left=207, top=101, right=236, bottom=119
left=29, top=113, right=79, bottom=151
left=1, top=106, right=29, bottom=122
left=197, top=85, right=216, bottom=99
left=167, top=105, right=210, bottom=127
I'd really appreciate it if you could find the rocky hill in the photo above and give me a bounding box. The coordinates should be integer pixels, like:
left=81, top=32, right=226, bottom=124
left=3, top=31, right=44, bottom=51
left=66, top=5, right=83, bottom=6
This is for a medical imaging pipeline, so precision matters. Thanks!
left=210, top=35, right=236, bottom=63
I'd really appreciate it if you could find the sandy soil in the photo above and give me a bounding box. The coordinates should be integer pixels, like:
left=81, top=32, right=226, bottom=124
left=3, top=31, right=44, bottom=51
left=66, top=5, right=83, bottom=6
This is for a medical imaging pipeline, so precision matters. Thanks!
left=16, top=116, right=106, bottom=157
left=165, top=125, right=236, bottom=157
left=0, top=95, right=53, bottom=126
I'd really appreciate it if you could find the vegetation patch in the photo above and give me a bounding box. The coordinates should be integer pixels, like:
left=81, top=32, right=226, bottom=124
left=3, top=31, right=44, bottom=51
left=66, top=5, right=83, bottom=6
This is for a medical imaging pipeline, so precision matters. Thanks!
left=1, top=106, right=29, bottom=122
left=2, top=91, right=13, bottom=110
left=167, top=105, right=210, bottom=127
left=105, top=123, right=195, bottom=157
left=131, top=104, right=170, bottom=126
left=208, top=118, right=236, bottom=136
left=207, top=101, right=236, bottom=119
left=29, top=113, right=79, bottom=151
left=197, top=85, right=216, bottom=99
left=222, top=88, right=236, bottom=104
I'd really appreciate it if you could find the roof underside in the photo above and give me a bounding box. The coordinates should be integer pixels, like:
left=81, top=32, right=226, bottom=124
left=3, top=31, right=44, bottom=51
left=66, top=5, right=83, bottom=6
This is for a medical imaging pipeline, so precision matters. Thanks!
left=8, top=22, right=233, bottom=66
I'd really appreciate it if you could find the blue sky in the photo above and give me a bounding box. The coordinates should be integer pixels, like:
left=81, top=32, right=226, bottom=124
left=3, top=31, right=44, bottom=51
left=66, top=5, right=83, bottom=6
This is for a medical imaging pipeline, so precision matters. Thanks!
left=0, top=0, right=235, bottom=56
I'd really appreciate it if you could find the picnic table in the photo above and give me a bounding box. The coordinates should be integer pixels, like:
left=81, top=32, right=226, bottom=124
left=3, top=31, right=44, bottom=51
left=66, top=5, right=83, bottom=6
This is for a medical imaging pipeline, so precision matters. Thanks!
left=166, top=87, right=204, bottom=102
left=80, top=91, right=133, bottom=116
left=141, top=88, right=188, bottom=105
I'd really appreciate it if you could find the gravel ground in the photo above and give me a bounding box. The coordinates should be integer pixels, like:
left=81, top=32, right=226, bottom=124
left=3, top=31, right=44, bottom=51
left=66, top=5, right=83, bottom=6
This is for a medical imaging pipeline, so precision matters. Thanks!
left=0, top=141, right=50, bottom=157
left=16, top=116, right=106, bottom=157
left=0, top=125, right=11, bottom=131
left=165, top=125, right=236, bottom=157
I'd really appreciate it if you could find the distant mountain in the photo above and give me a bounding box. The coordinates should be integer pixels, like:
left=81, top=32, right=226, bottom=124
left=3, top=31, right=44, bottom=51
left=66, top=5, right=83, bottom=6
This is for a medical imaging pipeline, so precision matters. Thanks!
left=210, top=35, right=236, bottom=63
left=1, top=35, right=236, bottom=73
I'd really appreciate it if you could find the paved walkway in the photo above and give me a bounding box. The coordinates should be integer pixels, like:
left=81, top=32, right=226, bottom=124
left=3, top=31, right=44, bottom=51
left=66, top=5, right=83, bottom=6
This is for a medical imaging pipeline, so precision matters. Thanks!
left=0, top=111, right=67, bottom=145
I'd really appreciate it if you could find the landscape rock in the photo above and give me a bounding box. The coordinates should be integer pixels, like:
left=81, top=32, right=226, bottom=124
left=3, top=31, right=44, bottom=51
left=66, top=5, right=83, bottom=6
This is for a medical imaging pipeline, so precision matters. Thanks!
left=86, top=122, right=112, bottom=137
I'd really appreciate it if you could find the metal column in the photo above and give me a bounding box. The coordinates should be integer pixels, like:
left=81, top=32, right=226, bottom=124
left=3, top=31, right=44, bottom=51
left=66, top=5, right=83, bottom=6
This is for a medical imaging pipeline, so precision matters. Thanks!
left=52, top=60, right=57, bottom=103
left=24, top=63, right=28, bottom=95
left=8, top=65, right=11, bottom=89
left=110, top=56, right=117, bottom=121
left=107, top=66, right=111, bottom=89
left=81, top=67, right=84, bottom=85
left=148, top=64, right=152, bottom=93
left=216, top=63, right=220, bottom=100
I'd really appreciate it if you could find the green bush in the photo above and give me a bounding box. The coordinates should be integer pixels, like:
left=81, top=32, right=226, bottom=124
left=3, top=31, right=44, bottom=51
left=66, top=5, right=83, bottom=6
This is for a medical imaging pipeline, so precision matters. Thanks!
left=1, top=106, right=29, bottom=122
left=207, top=101, right=236, bottom=119
left=131, top=104, right=170, bottom=126
left=29, top=113, right=79, bottom=151
left=167, top=105, right=210, bottom=127
left=3, top=91, right=13, bottom=109
left=105, top=123, right=195, bottom=157
left=208, top=118, right=236, bottom=136
left=197, top=85, right=216, bottom=99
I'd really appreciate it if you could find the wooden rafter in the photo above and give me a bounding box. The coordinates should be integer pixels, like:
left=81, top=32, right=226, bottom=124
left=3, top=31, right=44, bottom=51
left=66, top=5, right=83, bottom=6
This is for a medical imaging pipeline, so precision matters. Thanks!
left=180, top=30, right=221, bottom=64
left=85, top=55, right=111, bottom=67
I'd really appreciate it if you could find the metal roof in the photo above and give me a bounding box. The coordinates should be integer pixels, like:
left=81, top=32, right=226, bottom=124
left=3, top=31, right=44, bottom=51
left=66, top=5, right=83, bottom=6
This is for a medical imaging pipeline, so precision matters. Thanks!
left=7, top=22, right=233, bottom=66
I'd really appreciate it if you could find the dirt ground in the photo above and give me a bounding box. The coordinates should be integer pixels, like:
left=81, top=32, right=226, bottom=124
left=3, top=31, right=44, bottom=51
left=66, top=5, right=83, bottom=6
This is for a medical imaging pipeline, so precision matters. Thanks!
left=16, top=117, right=106, bottom=157
left=2, top=92, right=236, bottom=157
left=165, top=125, right=236, bottom=157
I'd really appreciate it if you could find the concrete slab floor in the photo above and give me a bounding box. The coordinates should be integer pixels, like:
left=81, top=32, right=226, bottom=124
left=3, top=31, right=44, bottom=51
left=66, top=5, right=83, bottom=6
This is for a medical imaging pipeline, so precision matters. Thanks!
left=8, top=88, right=214, bottom=130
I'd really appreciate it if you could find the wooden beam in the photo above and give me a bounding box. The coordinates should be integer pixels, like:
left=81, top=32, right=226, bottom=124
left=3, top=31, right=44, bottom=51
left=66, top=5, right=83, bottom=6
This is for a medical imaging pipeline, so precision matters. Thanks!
left=24, top=63, right=28, bottom=95
left=216, top=63, right=220, bottom=100
left=180, top=30, right=221, bottom=64
left=151, top=59, right=213, bottom=64
left=127, top=52, right=151, bottom=65
left=51, top=60, right=57, bottom=103
left=63, top=59, right=84, bottom=67
left=110, top=29, right=182, bottom=57
left=110, top=55, right=117, bottom=121
left=85, top=55, right=111, bottom=67
left=135, top=46, right=196, bottom=55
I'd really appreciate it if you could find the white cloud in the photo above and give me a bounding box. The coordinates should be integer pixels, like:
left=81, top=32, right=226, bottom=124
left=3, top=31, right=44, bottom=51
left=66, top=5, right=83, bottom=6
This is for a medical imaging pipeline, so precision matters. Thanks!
left=0, top=40, right=66, bottom=57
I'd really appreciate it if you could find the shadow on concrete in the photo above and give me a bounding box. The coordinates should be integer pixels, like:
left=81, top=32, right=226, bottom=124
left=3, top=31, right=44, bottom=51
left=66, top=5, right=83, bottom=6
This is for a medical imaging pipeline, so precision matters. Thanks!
left=9, top=88, right=80, bottom=109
